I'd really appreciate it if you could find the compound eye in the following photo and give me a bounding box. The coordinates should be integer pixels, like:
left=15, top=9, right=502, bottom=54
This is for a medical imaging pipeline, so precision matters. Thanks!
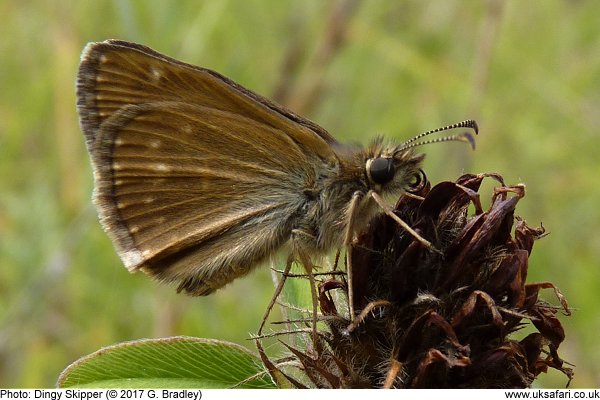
left=407, top=168, right=427, bottom=193
left=369, top=157, right=395, bottom=184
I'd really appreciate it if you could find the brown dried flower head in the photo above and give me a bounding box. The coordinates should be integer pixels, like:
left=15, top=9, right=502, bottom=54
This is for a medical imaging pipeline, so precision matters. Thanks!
left=260, top=173, right=572, bottom=389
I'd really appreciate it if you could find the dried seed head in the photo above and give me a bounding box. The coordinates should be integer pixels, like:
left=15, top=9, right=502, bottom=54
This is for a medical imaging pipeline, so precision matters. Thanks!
left=262, top=173, right=572, bottom=389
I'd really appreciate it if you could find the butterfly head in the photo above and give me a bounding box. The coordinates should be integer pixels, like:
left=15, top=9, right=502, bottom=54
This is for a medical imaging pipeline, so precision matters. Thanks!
left=364, top=120, right=478, bottom=195
left=365, top=141, right=427, bottom=195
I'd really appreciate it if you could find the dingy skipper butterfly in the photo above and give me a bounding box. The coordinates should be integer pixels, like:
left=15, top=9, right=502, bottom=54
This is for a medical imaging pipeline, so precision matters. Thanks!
left=77, top=40, right=477, bottom=325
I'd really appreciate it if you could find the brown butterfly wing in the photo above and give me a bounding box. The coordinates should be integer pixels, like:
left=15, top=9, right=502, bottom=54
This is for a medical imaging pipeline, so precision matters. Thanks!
left=77, top=41, right=339, bottom=295
left=78, top=40, right=337, bottom=150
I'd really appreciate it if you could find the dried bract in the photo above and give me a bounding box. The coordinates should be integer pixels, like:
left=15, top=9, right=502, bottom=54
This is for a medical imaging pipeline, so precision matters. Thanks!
left=262, top=173, right=572, bottom=388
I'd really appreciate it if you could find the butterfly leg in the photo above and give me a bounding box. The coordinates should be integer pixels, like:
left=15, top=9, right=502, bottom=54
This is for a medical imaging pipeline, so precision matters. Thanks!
left=257, top=230, right=321, bottom=349
left=257, top=254, right=294, bottom=336
left=295, top=248, right=321, bottom=351
left=370, top=191, right=441, bottom=254
left=344, top=191, right=363, bottom=322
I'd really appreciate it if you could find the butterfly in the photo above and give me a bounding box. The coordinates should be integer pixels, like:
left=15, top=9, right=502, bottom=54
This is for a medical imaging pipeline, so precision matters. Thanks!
left=77, top=40, right=477, bottom=319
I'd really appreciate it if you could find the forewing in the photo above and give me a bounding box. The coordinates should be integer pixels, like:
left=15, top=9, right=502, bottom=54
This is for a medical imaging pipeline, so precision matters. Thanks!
left=77, top=40, right=337, bottom=153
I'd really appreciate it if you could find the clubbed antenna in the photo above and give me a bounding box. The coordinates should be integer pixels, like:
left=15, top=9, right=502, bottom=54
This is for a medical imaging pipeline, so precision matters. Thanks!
left=395, top=119, right=479, bottom=153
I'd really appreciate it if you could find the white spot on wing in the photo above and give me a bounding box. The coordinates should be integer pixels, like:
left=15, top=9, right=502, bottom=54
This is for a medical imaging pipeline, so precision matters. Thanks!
left=122, top=249, right=145, bottom=271
left=154, top=163, right=170, bottom=172
left=150, top=140, right=161, bottom=148
left=151, top=67, right=162, bottom=82
left=99, top=54, right=108, bottom=63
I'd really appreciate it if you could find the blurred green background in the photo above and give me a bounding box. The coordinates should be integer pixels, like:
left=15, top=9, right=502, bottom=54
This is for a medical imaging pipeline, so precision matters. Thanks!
left=1, top=0, right=598, bottom=388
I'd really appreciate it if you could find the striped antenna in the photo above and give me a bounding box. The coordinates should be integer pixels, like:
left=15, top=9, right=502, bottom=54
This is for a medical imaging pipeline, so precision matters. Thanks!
left=395, top=119, right=479, bottom=153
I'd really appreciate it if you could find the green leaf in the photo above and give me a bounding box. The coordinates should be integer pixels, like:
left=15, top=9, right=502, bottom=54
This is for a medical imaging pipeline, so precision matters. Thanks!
left=57, top=336, right=275, bottom=388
